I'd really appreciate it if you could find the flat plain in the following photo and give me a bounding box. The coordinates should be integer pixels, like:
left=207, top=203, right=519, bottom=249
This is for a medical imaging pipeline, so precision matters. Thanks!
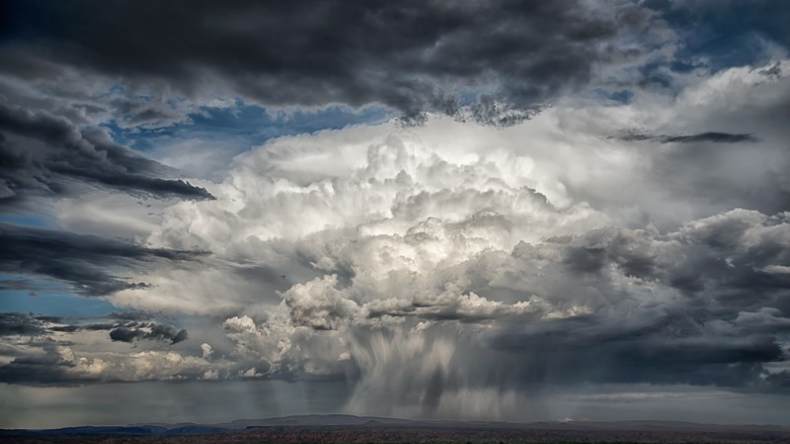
left=3, top=416, right=790, bottom=444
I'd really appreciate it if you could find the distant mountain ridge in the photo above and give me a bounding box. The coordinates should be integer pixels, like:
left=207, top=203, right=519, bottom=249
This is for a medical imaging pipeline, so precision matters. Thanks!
left=3, top=414, right=789, bottom=437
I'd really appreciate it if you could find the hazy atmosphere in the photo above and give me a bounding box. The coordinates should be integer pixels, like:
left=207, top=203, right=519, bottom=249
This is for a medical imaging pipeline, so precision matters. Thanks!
left=2, top=0, right=790, bottom=429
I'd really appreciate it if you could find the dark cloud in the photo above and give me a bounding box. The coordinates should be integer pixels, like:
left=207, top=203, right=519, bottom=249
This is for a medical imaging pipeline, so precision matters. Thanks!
left=485, top=317, right=785, bottom=389
left=0, top=313, right=46, bottom=336
left=0, top=312, right=187, bottom=345
left=0, top=313, right=190, bottom=384
left=563, top=246, right=609, bottom=274
left=0, top=348, right=88, bottom=385
left=109, top=322, right=188, bottom=344
left=619, top=132, right=757, bottom=143
left=661, top=133, right=757, bottom=144
left=0, top=103, right=213, bottom=206
left=0, top=0, right=649, bottom=124
left=575, top=211, right=790, bottom=313
left=0, top=317, right=89, bottom=385
left=452, top=209, right=790, bottom=390
left=0, top=223, right=205, bottom=296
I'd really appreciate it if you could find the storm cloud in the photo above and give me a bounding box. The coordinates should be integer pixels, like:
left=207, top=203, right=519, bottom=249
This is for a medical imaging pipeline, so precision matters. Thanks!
left=99, top=80, right=790, bottom=411
left=2, top=0, right=790, bottom=427
left=0, top=313, right=194, bottom=384
left=619, top=132, right=758, bottom=144
left=0, top=0, right=659, bottom=124
left=109, top=322, right=188, bottom=345
left=0, top=313, right=46, bottom=336
left=0, top=103, right=214, bottom=206
left=0, top=223, right=205, bottom=296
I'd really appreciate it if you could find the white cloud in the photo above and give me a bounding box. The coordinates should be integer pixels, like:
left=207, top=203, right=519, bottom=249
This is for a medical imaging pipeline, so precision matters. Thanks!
left=32, top=59, right=790, bottom=414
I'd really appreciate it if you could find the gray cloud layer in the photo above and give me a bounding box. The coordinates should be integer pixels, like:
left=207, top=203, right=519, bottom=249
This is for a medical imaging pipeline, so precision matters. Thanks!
left=0, top=313, right=192, bottom=385
left=0, top=223, right=204, bottom=296
left=0, top=103, right=214, bottom=206
left=109, top=322, right=188, bottom=345
left=1, top=0, right=657, bottom=123
left=619, top=132, right=758, bottom=144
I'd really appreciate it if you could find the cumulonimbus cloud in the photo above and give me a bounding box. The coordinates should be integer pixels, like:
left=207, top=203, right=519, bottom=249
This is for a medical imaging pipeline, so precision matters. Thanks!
left=94, top=62, right=790, bottom=415
left=3, top=60, right=790, bottom=421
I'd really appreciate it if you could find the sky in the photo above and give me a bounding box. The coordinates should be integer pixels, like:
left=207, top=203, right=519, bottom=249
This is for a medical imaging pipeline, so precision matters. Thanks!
left=1, top=0, right=790, bottom=428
